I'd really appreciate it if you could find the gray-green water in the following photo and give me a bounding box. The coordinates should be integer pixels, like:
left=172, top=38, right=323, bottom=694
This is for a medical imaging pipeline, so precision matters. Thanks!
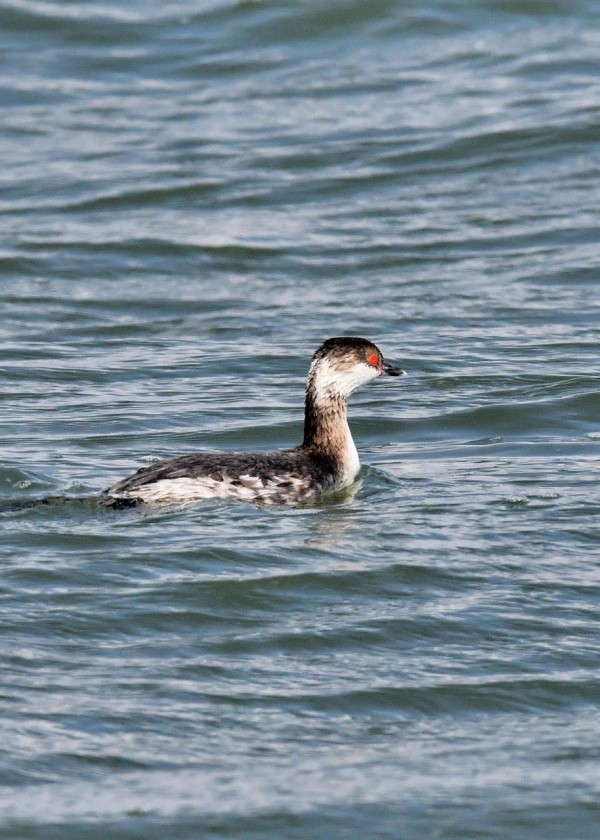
left=1, top=1, right=599, bottom=837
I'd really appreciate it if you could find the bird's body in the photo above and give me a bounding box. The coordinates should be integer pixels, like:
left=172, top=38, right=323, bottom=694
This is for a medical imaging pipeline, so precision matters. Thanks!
left=104, top=337, right=404, bottom=506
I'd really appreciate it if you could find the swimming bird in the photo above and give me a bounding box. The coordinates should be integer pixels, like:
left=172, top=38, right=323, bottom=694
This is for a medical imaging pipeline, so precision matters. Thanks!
left=104, top=337, right=405, bottom=506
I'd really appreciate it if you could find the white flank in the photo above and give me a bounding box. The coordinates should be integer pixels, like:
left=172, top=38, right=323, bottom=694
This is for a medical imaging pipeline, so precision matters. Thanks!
left=110, top=472, right=313, bottom=505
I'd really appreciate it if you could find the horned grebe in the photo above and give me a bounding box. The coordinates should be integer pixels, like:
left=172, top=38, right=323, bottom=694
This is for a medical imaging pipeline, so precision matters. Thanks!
left=104, top=337, right=405, bottom=506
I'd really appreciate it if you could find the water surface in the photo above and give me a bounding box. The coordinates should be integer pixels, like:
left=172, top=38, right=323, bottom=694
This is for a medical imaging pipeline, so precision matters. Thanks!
left=1, top=1, right=599, bottom=838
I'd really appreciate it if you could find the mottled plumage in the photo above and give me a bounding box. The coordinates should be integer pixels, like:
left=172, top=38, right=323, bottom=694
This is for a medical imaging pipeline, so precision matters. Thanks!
left=104, top=337, right=404, bottom=506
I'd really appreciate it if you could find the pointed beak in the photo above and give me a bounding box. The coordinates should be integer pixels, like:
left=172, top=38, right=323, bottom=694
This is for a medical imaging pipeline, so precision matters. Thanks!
left=380, top=360, right=406, bottom=377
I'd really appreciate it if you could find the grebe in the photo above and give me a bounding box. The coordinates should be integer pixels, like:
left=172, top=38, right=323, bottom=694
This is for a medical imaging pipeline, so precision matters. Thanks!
left=104, top=337, right=405, bottom=506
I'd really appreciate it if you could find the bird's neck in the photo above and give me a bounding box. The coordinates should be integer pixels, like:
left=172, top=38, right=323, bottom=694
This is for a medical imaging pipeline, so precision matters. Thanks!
left=301, top=384, right=359, bottom=482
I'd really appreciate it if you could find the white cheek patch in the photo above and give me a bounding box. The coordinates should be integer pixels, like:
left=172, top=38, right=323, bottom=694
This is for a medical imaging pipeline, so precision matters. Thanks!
left=310, top=358, right=379, bottom=403
left=340, top=362, right=380, bottom=397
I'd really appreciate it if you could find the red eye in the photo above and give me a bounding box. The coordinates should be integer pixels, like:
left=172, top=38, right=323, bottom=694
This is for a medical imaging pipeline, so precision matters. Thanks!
left=368, top=352, right=380, bottom=367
